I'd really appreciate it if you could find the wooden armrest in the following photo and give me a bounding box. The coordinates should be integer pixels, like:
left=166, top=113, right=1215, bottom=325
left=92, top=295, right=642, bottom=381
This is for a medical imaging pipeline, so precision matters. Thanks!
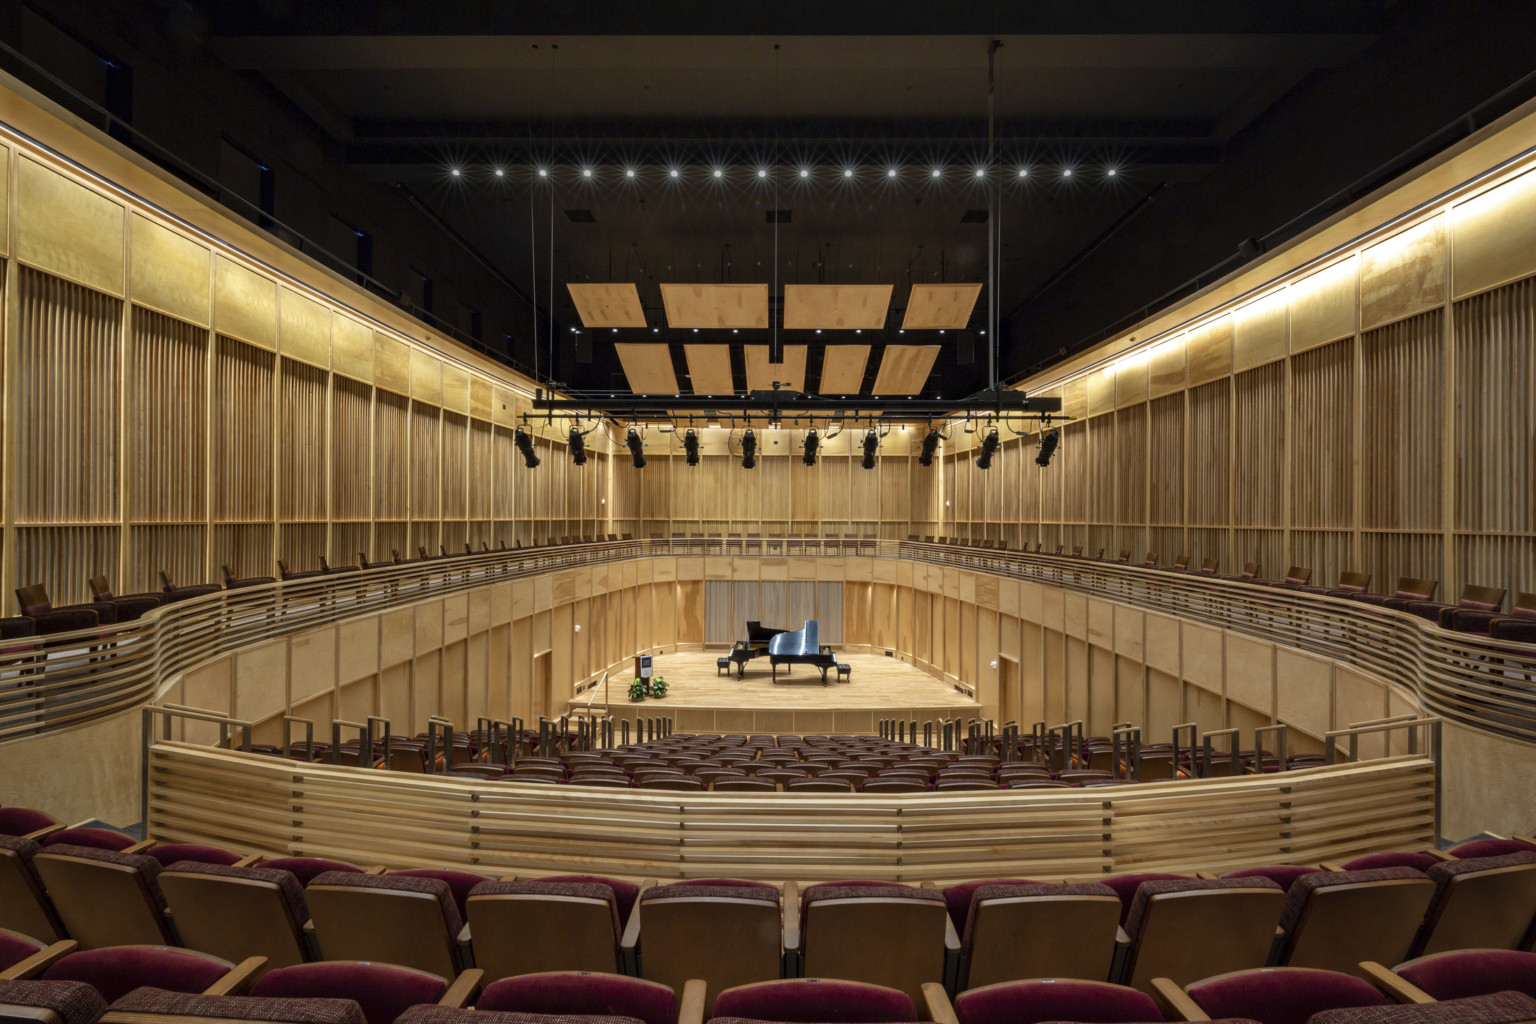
left=621, top=884, right=651, bottom=951
left=204, top=957, right=265, bottom=996
left=1516, top=835, right=1536, bottom=849
left=24, top=824, right=67, bottom=841
left=922, top=983, right=960, bottom=1024
left=1319, top=862, right=1346, bottom=872
left=1359, top=961, right=1434, bottom=1003
left=440, top=969, right=483, bottom=1008
left=457, top=923, right=472, bottom=944
left=0, top=940, right=78, bottom=980
left=234, top=854, right=263, bottom=867
left=1115, top=925, right=1131, bottom=947
left=1151, top=977, right=1210, bottom=1021
left=124, top=840, right=157, bottom=855
left=1195, top=871, right=1220, bottom=880
left=782, top=880, right=801, bottom=952
left=1425, top=848, right=1455, bottom=861
left=677, top=979, right=708, bottom=1024
left=364, top=865, right=389, bottom=874
left=944, top=911, right=961, bottom=953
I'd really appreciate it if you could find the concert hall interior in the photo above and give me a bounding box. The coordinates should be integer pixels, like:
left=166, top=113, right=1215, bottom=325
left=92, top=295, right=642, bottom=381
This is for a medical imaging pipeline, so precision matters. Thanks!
left=3, top=4, right=1536, bottom=1023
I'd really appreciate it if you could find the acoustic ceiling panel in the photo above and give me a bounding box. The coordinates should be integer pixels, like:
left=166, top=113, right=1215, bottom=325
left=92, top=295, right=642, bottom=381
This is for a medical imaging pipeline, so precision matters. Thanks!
left=818, top=345, right=872, bottom=395
left=902, top=283, right=982, bottom=330
left=783, top=284, right=893, bottom=330
left=684, top=344, right=735, bottom=395
left=871, top=345, right=941, bottom=395
left=567, top=282, right=647, bottom=328
left=615, top=343, right=680, bottom=394
left=660, top=283, right=770, bottom=328
left=744, top=344, right=808, bottom=394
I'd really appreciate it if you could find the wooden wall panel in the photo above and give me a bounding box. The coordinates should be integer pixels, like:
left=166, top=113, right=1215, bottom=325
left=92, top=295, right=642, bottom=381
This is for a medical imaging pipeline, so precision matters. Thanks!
left=331, top=378, right=371, bottom=522
left=373, top=392, right=410, bottom=523
left=127, top=307, right=205, bottom=523
left=1188, top=379, right=1230, bottom=527
left=410, top=402, right=441, bottom=521
left=279, top=358, right=328, bottom=522
left=442, top=413, right=469, bottom=521
left=1234, top=362, right=1284, bottom=528
left=213, top=336, right=273, bottom=522
left=15, top=526, right=118, bottom=606
left=1116, top=406, right=1147, bottom=526
left=1290, top=341, right=1354, bottom=529
left=1361, top=312, right=1442, bottom=530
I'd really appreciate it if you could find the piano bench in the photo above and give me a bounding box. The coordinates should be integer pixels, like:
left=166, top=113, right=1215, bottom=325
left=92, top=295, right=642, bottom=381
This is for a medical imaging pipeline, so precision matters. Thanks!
left=717, top=656, right=732, bottom=676
left=837, top=663, right=851, bottom=682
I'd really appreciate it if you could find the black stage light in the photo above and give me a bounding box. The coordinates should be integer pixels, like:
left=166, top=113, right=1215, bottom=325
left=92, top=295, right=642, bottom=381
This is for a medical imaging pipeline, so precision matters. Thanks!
left=568, top=426, right=587, bottom=465
left=514, top=427, right=540, bottom=468
left=802, top=429, right=820, bottom=466
left=741, top=429, right=757, bottom=469
left=1036, top=428, right=1060, bottom=467
left=860, top=429, right=879, bottom=470
left=682, top=429, right=700, bottom=466
left=918, top=427, right=941, bottom=467
left=975, top=427, right=1000, bottom=469
left=626, top=428, right=647, bottom=468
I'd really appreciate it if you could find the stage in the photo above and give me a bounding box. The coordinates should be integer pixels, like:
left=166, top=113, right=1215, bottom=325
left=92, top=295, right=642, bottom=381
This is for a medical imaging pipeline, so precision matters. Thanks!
left=568, top=651, right=982, bottom=735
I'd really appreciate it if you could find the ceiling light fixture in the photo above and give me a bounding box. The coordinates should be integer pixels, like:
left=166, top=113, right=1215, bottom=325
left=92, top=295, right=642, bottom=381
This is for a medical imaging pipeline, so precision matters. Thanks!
left=669, top=168, right=680, bottom=178
left=713, top=168, right=723, bottom=178
left=537, top=168, right=548, bottom=177
left=757, top=168, right=768, bottom=178
left=844, top=168, right=854, bottom=178
left=887, top=167, right=898, bottom=178
left=1017, top=168, right=1028, bottom=178
left=494, top=168, right=504, bottom=177
left=625, top=168, right=636, bottom=178
left=799, top=168, right=810, bottom=179
left=450, top=168, right=461, bottom=176
left=582, top=168, right=592, bottom=177
left=931, top=168, right=942, bottom=178
left=1061, top=167, right=1073, bottom=178
left=975, top=167, right=985, bottom=177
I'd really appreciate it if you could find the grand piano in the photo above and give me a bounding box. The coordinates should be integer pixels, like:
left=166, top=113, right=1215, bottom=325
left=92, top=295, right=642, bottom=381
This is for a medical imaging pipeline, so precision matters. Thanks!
left=728, top=620, right=788, bottom=678
left=768, top=619, right=839, bottom=684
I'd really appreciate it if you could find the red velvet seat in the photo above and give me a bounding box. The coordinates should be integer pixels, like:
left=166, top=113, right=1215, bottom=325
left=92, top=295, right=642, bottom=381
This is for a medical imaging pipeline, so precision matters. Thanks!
left=249, top=961, right=458, bottom=1024
left=1172, top=967, right=1387, bottom=1024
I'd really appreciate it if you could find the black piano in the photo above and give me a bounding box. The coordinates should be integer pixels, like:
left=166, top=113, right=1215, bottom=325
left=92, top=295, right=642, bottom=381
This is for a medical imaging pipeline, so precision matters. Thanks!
left=768, top=619, right=838, bottom=684
left=729, top=620, right=788, bottom=678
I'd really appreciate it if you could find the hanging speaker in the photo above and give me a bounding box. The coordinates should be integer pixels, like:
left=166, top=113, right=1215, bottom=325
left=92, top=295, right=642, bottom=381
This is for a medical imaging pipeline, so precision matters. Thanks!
left=957, top=331, right=975, bottom=365
left=574, top=331, right=592, bottom=363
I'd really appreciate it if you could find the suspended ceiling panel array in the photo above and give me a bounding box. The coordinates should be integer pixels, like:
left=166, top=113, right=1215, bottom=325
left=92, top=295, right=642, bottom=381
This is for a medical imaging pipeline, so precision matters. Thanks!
left=567, top=282, right=647, bottom=328
left=614, top=343, right=680, bottom=394
left=783, top=284, right=893, bottom=330
left=902, top=283, right=983, bottom=330
left=661, top=283, right=770, bottom=329
left=684, top=344, right=734, bottom=395
left=744, top=344, right=808, bottom=394
left=872, top=345, right=942, bottom=395
left=818, top=345, right=873, bottom=395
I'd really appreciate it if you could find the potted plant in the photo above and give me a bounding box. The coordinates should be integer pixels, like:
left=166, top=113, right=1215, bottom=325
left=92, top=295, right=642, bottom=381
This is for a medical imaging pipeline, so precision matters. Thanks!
left=628, top=678, right=648, bottom=702
left=650, top=676, right=668, bottom=698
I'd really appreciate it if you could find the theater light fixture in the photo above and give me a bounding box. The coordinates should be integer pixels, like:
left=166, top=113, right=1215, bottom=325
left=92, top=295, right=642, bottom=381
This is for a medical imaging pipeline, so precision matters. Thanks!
left=567, top=426, right=588, bottom=465
left=802, top=429, right=819, bottom=466
left=514, top=427, right=540, bottom=468
left=1036, top=428, right=1060, bottom=467
left=682, top=429, right=700, bottom=466
left=860, top=429, right=879, bottom=470
left=625, top=428, right=647, bottom=468
left=918, top=427, right=942, bottom=467
left=738, top=429, right=758, bottom=469
left=975, top=427, right=1000, bottom=470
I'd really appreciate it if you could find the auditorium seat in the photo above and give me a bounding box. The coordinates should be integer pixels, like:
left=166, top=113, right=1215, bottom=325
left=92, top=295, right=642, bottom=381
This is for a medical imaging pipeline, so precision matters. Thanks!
left=949, top=978, right=1171, bottom=1024
left=85, top=577, right=162, bottom=622
left=0, top=808, right=60, bottom=838
left=1117, top=876, right=1285, bottom=991
left=1273, top=866, right=1436, bottom=975
left=1450, top=591, right=1536, bottom=634
left=1259, top=566, right=1313, bottom=588
left=35, top=946, right=261, bottom=1002
left=159, top=861, right=313, bottom=970
left=1153, top=967, right=1388, bottom=1024
left=101, top=986, right=367, bottom=1024
left=256, top=858, right=366, bottom=886
left=40, top=830, right=138, bottom=854
left=141, top=845, right=244, bottom=869
left=476, top=972, right=677, bottom=1024
left=0, top=836, right=64, bottom=943
left=157, top=572, right=222, bottom=604
left=1304, top=992, right=1536, bottom=1022
left=1365, top=949, right=1536, bottom=1003
left=387, top=869, right=495, bottom=920
left=1219, top=865, right=1325, bottom=892
left=628, top=880, right=784, bottom=1013
left=0, top=929, right=73, bottom=977
left=953, top=882, right=1121, bottom=990
left=1446, top=838, right=1536, bottom=859
left=1352, top=576, right=1437, bottom=611
left=249, top=961, right=480, bottom=1024
left=465, top=879, right=626, bottom=981
left=712, top=978, right=921, bottom=1023
left=1299, top=571, right=1372, bottom=599
left=1403, top=584, right=1506, bottom=629
left=303, top=872, right=466, bottom=977
left=317, top=556, right=359, bottom=574
left=793, top=882, right=952, bottom=1005
left=0, top=978, right=106, bottom=1024
left=14, top=585, right=105, bottom=634
left=1412, top=852, right=1536, bottom=956
left=221, top=566, right=276, bottom=589
left=1335, top=852, right=1445, bottom=872
left=31, top=845, right=176, bottom=948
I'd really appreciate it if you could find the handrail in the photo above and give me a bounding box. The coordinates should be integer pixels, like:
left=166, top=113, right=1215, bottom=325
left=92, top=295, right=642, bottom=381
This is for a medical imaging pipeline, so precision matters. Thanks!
left=5, top=537, right=1535, bottom=754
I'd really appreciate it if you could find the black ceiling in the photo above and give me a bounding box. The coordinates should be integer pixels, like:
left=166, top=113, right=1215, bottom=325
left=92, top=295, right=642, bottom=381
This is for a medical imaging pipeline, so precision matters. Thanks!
left=170, top=0, right=1535, bottom=400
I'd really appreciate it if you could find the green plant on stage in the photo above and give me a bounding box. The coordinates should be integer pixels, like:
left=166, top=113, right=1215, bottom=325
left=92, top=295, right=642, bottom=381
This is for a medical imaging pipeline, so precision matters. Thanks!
left=650, top=676, right=668, bottom=698
left=629, top=678, right=647, bottom=701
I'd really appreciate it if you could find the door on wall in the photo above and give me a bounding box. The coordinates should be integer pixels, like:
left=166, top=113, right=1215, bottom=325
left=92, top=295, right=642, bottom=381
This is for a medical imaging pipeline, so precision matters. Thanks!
left=999, top=655, right=1019, bottom=727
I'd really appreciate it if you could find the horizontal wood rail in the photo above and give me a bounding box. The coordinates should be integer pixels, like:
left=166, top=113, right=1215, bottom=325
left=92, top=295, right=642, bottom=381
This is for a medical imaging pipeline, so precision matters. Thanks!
left=1, top=538, right=1532, bottom=750
left=144, top=740, right=1438, bottom=883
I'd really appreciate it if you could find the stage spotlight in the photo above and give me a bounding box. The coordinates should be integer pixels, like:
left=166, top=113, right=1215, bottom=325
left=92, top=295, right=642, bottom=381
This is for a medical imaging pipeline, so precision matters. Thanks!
left=975, top=427, right=1000, bottom=470
left=567, top=426, right=587, bottom=465
left=514, top=427, right=540, bottom=468
left=918, top=427, right=941, bottom=467
left=1036, top=428, right=1060, bottom=467
left=625, top=428, right=646, bottom=469
left=802, top=429, right=819, bottom=466
left=740, top=429, right=758, bottom=469
left=861, top=429, right=879, bottom=470
left=682, top=429, right=700, bottom=466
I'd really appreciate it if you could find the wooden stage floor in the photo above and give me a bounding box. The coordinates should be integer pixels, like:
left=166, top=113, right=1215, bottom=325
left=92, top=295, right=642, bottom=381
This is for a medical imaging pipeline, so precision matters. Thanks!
left=569, top=651, right=981, bottom=735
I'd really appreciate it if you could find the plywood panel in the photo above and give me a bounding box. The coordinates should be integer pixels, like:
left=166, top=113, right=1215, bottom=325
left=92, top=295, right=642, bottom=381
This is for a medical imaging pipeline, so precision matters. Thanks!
left=902, top=283, right=981, bottom=329
left=684, top=344, right=734, bottom=395
left=333, top=316, right=374, bottom=382
left=568, top=282, right=646, bottom=327
left=872, top=345, right=940, bottom=395
left=783, top=284, right=892, bottom=329
left=130, top=213, right=210, bottom=326
left=744, top=344, right=808, bottom=393
left=16, top=156, right=124, bottom=296
left=279, top=287, right=331, bottom=370
left=1291, top=257, right=1358, bottom=353
left=1186, top=315, right=1233, bottom=385
left=374, top=334, right=411, bottom=394
left=214, top=256, right=277, bottom=351
left=818, top=345, right=871, bottom=395
left=1233, top=291, right=1288, bottom=371
left=1149, top=337, right=1187, bottom=398
left=411, top=348, right=443, bottom=404
left=1453, top=167, right=1536, bottom=300
left=1361, top=215, right=1446, bottom=330
left=616, top=343, right=680, bottom=394
left=661, top=283, right=769, bottom=328
left=0, top=142, right=9, bottom=254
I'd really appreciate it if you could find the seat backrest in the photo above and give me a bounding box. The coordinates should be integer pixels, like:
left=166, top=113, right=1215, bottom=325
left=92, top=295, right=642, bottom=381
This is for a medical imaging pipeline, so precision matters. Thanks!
left=800, top=885, right=947, bottom=1006
left=1460, top=584, right=1507, bottom=611
left=637, top=883, right=782, bottom=1014
left=31, top=847, right=173, bottom=948
left=465, top=880, right=621, bottom=982
left=1121, top=877, right=1285, bottom=991
left=962, top=883, right=1120, bottom=989
left=102, top=986, right=368, bottom=1024
left=159, top=862, right=310, bottom=970
left=15, top=585, right=51, bottom=615
left=1393, top=576, right=1438, bottom=600
left=1304, top=991, right=1536, bottom=1023
left=1277, top=866, right=1436, bottom=974
left=0, top=836, right=64, bottom=943
left=303, top=873, right=462, bottom=977
left=1419, top=853, right=1536, bottom=956
left=1336, top=571, right=1371, bottom=592
left=1284, top=566, right=1312, bottom=584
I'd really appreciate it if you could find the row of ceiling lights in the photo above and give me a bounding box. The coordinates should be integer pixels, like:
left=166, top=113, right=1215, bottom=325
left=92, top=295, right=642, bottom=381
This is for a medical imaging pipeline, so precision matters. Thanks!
left=448, top=163, right=1119, bottom=181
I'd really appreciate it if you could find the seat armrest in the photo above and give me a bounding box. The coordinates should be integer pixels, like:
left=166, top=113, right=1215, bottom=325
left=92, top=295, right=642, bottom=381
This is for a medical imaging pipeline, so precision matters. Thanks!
left=782, top=879, right=801, bottom=952
left=0, top=940, right=78, bottom=980
left=944, top=911, right=961, bottom=953
left=234, top=854, right=263, bottom=867
left=677, top=979, right=709, bottom=1024
left=621, top=884, right=651, bottom=952
left=1516, top=835, right=1536, bottom=849
left=125, top=840, right=156, bottom=855
left=205, top=956, right=266, bottom=996
left=364, top=865, right=388, bottom=874
left=1359, top=961, right=1434, bottom=1004
left=1426, top=848, right=1455, bottom=861
left=457, top=923, right=472, bottom=944
left=922, top=983, right=960, bottom=1024
left=24, top=824, right=66, bottom=841
left=1195, top=870, right=1220, bottom=880
left=1151, top=977, right=1210, bottom=1021
left=1116, top=925, right=1131, bottom=947
left=440, top=969, right=483, bottom=1008
left=1319, top=862, right=1346, bottom=871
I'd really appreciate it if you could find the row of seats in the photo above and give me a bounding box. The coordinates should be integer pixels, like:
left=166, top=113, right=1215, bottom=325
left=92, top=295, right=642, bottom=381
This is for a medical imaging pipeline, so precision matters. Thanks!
left=910, top=539, right=1536, bottom=643
left=650, top=534, right=880, bottom=556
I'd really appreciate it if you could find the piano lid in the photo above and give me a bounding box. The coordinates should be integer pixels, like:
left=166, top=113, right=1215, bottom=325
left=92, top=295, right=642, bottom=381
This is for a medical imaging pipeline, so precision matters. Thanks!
left=769, top=620, right=819, bottom=657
